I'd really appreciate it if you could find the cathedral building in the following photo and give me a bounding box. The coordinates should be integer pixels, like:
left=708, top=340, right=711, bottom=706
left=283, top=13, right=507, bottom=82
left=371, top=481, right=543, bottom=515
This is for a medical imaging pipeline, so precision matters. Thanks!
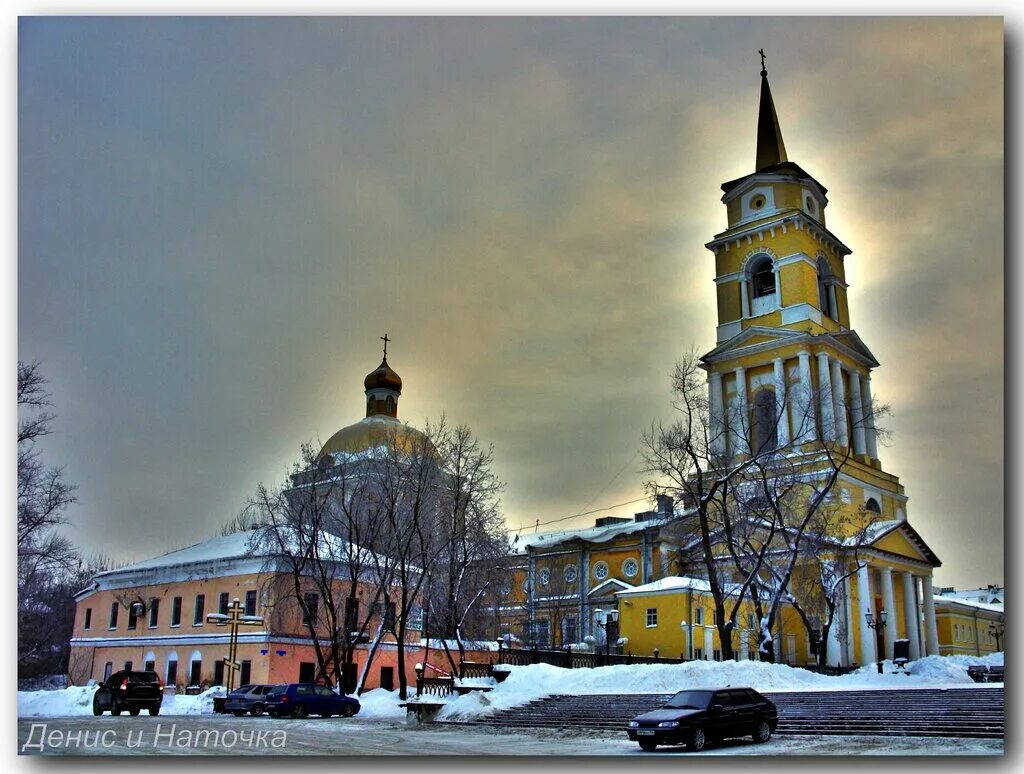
left=69, top=348, right=426, bottom=691
left=612, top=58, right=946, bottom=667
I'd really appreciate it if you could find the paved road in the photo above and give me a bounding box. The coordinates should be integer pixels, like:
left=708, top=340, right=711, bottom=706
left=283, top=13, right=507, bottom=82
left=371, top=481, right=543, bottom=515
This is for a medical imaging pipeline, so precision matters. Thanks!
left=17, top=716, right=1004, bottom=756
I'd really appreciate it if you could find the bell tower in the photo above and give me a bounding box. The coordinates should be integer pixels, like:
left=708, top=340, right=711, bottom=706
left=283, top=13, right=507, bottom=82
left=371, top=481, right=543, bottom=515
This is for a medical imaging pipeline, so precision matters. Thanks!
left=700, top=54, right=886, bottom=472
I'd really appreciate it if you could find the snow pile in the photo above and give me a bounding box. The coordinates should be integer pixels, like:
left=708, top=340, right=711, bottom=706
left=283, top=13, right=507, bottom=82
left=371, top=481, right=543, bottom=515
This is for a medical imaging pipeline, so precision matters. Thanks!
left=354, top=688, right=405, bottom=719
left=436, top=654, right=1005, bottom=721
left=17, top=684, right=226, bottom=718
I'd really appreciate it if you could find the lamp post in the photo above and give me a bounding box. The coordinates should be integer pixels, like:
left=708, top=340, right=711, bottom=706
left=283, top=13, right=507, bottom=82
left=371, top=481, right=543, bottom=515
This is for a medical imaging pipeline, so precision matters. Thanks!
left=595, top=609, right=619, bottom=662
left=988, top=621, right=1004, bottom=652
left=865, top=607, right=888, bottom=674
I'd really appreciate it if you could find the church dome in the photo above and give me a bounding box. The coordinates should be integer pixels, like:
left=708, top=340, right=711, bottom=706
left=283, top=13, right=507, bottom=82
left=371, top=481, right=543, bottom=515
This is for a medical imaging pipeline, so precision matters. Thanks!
left=364, top=357, right=402, bottom=393
left=317, top=415, right=431, bottom=460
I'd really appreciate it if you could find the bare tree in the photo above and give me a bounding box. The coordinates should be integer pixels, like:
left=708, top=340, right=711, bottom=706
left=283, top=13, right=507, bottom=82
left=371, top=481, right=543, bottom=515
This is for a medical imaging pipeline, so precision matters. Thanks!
left=642, top=351, right=888, bottom=662
left=18, top=361, right=79, bottom=675
left=425, top=419, right=508, bottom=668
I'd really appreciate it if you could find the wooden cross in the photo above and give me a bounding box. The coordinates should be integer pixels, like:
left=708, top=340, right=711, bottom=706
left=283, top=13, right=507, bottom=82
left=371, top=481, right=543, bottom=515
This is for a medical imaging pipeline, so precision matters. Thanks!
left=207, top=597, right=264, bottom=691
left=759, top=48, right=767, bottom=74
left=380, top=333, right=391, bottom=358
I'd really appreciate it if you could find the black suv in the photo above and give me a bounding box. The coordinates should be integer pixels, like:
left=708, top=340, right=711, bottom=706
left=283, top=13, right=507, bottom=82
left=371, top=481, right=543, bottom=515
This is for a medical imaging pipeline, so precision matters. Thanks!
left=92, top=670, right=163, bottom=716
left=627, top=687, right=778, bottom=752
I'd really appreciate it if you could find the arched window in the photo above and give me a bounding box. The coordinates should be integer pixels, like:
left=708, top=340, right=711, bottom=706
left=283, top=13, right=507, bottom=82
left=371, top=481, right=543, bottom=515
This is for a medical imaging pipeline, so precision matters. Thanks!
left=865, top=498, right=881, bottom=514
left=817, top=256, right=838, bottom=321
left=751, top=389, right=779, bottom=453
left=750, top=255, right=775, bottom=298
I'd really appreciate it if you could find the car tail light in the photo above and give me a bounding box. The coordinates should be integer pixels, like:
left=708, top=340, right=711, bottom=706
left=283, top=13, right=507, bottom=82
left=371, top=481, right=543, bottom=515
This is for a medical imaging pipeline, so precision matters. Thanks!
left=158, top=676, right=164, bottom=688
left=120, top=678, right=128, bottom=691
left=281, top=695, right=289, bottom=702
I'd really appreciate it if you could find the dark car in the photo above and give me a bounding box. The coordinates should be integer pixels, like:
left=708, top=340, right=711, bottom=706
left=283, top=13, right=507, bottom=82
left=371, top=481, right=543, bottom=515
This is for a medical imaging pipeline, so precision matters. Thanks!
left=264, top=683, right=361, bottom=719
left=224, top=684, right=278, bottom=716
left=92, top=670, right=163, bottom=716
left=627, top=687, right=777, bottom=752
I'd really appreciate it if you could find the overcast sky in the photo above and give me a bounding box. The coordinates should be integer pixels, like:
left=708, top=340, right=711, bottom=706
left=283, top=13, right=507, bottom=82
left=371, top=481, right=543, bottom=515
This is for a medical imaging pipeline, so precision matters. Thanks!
left=18, top=17, right=1002, bottom=587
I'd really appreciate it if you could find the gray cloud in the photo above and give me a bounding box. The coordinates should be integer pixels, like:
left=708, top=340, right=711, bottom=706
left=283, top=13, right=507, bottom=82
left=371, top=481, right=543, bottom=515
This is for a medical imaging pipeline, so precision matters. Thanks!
left=19, top=17, right=1002, bottom=585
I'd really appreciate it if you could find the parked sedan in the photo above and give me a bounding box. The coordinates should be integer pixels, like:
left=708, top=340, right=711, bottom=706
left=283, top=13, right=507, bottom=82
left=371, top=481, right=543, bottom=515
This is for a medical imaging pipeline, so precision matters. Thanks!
left=224, top=684, right=278, bottom=716
left=627, top=687, right=777, bottom=752
left=92, top=670, right=163, bottom=716
left=264, top=683, right=361, bottom=719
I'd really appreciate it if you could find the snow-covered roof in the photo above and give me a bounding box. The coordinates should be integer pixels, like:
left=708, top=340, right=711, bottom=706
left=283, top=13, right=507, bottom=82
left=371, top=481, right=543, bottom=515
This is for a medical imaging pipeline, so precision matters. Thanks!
left=98, top=531, right=269, bottom=576
left=932, top=596, right=1004, bottom=615
left=512, top=513, right=677, bottom=554
left=616, top=575, right=750, bottom=599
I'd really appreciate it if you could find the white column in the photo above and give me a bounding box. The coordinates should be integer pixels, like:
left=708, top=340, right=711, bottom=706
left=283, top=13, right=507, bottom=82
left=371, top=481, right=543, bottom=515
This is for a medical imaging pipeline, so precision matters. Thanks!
left=857, top=563, right=877, bottom=665
left=879, top=566, right=896, bottom=660
left=921, top=575, right=940, bottom=656
left=902, top=572, right=921, bottom=660
left=796, top=350, right=816, bottom=443
left=848, top=371, right=867, bottom=456
left=739, top=631, right=749, bottom=660
left=773, top=265, right=782, bottom=309
left=680, top=624, right=690, bottom=660
left=733, top=367, right=748, bottom=455
left=915, top=577, right=927, bottom=658
left=861, top=375, right=879, bottom=460
left=739, top=278, right=750, bottom=318
left=830, top=358, right=849, bottom=448
left=843, top=578, right=855, bottom=665
left=704, top=627, right=713, bottom=659
left=772, top=357, right=790, bottom=447
left=817, top=352, right=836, bottom=441
left=828, top=283, right=839, bottom=321
left=709, top=371, right=725, bottom=456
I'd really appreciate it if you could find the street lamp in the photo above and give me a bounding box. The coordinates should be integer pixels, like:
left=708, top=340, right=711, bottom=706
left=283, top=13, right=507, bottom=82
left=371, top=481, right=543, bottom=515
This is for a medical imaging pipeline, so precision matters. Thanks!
left=595, top=609, right=620, bottom=662
left=865, top=607, right=888, bottom=674
left=988, top=621, right=1004, bottom=652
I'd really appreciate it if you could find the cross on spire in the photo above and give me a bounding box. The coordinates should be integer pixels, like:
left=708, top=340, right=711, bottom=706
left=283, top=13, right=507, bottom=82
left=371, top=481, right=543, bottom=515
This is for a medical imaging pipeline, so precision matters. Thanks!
left=759, top=48, right=767, bottom=76
left=380, top=333, right=391, bottom=359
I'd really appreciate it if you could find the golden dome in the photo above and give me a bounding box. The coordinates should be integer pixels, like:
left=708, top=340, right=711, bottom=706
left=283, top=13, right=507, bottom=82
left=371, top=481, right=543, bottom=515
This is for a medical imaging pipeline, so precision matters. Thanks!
left=317, top=415, right=430, bottom=460
left=364, top=357, right=402, bottom=393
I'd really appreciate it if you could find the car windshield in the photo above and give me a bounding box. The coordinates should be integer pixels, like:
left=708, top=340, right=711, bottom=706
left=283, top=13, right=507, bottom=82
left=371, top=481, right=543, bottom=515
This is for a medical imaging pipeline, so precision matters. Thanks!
left=664, top=690, right=713, bottom=709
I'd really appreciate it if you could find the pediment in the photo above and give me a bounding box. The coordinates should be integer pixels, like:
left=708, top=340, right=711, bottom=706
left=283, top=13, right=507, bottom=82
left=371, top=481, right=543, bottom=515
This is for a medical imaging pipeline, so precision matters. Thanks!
left=869, top=522, right=941, bottom=567
left=588, top=578, right=635, bottom=598
left=701, top=326, right=805, bottom=364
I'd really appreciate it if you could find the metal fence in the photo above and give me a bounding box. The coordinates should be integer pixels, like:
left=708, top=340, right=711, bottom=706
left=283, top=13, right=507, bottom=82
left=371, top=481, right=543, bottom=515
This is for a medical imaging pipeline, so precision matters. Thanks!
left=495, top=645, right=687, bottom=669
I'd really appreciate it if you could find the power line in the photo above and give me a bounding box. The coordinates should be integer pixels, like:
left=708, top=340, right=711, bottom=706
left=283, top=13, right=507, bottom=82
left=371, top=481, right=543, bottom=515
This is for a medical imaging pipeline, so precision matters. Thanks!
left=514, top=495, right=651, bottom=536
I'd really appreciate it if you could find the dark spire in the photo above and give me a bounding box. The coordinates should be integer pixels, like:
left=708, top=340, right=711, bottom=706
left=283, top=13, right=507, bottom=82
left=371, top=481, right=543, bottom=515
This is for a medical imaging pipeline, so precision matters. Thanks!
left=755, top=50, right=788, bottom=171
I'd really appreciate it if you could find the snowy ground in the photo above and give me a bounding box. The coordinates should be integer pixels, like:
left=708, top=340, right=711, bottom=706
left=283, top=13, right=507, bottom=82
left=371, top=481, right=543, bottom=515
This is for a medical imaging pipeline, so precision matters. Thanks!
left=15, top=716, right=1004, bottom=756
left=18, top=652, right=1003, bottom=722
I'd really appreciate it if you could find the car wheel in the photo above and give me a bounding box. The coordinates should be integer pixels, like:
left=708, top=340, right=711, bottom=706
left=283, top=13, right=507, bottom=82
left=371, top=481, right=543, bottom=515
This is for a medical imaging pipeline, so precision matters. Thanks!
left=753, top=719, right=772, bottom=743
left=149, top=706, right=160, bottom=716
left=92, top=697, right=103, bottom=716
left=638, top=739, right=658, bottom=752
left=686, top=726, right=707, bottom=752
left=291, top=704, right=307, bottom=719
left=251, top=704, right=264, bottom=717
left=341, top=704, right=356, bottom=718
left=129, top=708, right=141, bottom=716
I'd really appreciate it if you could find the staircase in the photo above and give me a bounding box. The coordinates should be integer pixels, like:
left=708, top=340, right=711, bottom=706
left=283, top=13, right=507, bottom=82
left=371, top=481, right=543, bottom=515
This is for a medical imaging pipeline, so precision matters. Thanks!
left=452, top=687, right=1004, bottom=739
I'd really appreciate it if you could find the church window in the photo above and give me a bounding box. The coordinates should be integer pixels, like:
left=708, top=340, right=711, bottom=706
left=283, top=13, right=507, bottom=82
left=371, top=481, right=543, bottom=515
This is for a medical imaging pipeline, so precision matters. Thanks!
left=751, top=194, right=766, bottom=210
left=865, top=498, right=881, bottom=514
left=750, top=255, right=775, bottom=298
left=127, top=604, right=137, bottom=630
left=386, top=395, right=395, bottom=414
left=103, top=662, right=113, bottom=681
left=646, top=608, right=658, bottom=627
left=564, top=564, right=578, bottom=584
left=219, top=592, right=230, bottom=616
left=302, top=592, right=320, bottom=626
left=84, top=608, right=92, bottom=630
left=538, top=567, right=551, bottom=586
left=694, top=607, right=704, bottom=625
left=622, top=558, right=639, bottom=578
left=108, top=602, right=118, bottom=630
left=149, top=599, right=160, bottom=628
left=193, top=594, right=205, bottom=625
left=245, top=590, right=257, bottom=617
left=171, top=596, right=182, bottom=627
left=751, top=388, right=779, bottom=453
left=563, top=617, right=577, bottom=645
left=593, top=561, right=609, bottom=581
left=816, top=256, right=839, bottom=321
left=805, top=195, right=817, bottom=216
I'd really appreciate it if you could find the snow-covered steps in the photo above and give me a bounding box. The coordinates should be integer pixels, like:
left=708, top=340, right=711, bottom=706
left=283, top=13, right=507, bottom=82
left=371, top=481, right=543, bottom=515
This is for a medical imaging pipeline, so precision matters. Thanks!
left=449, top=687, right=1004, bottom=740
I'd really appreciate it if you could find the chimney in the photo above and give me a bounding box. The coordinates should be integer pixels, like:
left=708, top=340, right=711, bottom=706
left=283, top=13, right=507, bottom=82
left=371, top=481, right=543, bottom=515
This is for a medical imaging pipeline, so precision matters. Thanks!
left=656, top=494, right=674, bottom=516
